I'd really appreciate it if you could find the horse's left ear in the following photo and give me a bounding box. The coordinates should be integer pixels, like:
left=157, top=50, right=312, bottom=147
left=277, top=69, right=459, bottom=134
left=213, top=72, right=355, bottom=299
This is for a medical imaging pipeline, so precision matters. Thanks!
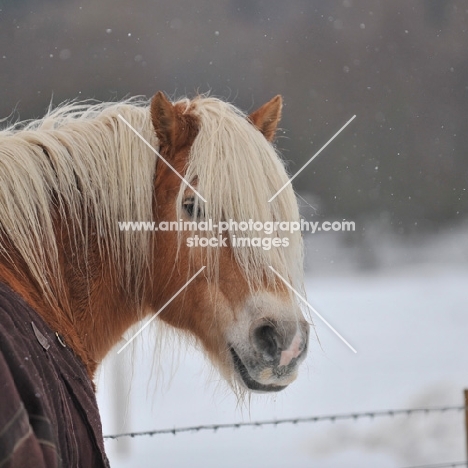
left=248, top=95, right=282, bottom=142
left=150, top=91, right=176, bottom=148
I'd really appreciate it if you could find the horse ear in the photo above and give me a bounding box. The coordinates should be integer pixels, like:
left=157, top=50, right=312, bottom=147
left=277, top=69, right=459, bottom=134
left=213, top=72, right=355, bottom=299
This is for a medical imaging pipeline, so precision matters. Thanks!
left=248, top=95, right=282, bottom=142
left=150, top=91, right=176, bottom=148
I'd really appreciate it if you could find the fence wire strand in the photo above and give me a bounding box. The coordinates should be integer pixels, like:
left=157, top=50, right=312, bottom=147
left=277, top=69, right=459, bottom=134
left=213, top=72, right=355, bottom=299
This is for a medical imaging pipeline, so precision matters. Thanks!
left=103, top=404, right=465, bottom=440
left=403, top=462, right=467, bottom=468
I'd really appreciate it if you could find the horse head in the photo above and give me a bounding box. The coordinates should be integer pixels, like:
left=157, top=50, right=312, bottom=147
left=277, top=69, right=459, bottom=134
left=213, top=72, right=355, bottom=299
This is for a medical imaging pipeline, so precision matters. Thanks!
left=147, top=92, right=309, bottom=393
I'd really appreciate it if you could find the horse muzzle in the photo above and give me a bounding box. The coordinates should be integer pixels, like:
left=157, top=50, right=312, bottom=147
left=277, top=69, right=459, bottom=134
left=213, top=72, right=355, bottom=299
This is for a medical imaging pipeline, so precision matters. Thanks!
left=229, top=318, right=309, bottom=393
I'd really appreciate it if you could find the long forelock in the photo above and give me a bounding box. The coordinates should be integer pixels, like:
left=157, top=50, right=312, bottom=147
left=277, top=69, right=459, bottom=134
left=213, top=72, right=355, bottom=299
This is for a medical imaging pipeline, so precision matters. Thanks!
left=176, top=97, right=304, bottom=294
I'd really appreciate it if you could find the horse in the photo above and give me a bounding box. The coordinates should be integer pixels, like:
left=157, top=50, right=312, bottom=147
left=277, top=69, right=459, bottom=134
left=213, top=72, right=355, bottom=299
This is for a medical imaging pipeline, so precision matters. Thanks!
left=0, top=92, right=309, bottom=467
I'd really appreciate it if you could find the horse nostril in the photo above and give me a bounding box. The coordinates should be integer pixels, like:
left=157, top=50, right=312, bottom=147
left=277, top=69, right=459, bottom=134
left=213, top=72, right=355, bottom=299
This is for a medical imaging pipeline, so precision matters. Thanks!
left=250, top=319, right=309, bottom=366
left=254, top=324, right=279, bottom=360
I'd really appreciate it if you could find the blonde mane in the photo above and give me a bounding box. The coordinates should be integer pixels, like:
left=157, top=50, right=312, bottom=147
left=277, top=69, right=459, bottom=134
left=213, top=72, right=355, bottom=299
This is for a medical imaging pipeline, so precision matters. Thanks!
left=0, top=98, right=157, bottom=313
left=0, top=96, right=303, bottom=316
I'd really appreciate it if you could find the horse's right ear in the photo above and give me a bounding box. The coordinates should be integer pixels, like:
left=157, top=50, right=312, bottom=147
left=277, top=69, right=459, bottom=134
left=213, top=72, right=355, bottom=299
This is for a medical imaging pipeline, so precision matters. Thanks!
left=150, top=91, right=176, bottom=148
left=248, top=95, right=282, bottom=142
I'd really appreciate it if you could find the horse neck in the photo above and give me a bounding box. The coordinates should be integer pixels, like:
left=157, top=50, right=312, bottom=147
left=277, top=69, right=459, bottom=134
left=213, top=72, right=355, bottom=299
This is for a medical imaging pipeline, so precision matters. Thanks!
left=0, top=242, right=140, bottom=377
left=0, top=104, right=157, bottom=376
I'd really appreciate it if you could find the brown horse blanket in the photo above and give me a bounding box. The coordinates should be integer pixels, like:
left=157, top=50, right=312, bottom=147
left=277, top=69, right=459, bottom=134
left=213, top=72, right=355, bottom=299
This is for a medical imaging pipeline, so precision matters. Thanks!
left=0, top=282, right=109, bottom=468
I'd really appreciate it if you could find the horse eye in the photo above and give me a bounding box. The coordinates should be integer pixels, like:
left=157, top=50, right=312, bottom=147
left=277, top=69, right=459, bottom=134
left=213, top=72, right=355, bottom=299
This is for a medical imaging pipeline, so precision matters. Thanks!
left=183, top=197, right=202, bottom=219
left=183, top=199, right=194, bottom=217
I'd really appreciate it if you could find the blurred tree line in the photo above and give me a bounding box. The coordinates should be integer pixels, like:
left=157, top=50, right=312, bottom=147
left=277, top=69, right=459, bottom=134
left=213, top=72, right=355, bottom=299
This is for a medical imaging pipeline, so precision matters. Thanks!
left=0, top=0, right=467, bottom=233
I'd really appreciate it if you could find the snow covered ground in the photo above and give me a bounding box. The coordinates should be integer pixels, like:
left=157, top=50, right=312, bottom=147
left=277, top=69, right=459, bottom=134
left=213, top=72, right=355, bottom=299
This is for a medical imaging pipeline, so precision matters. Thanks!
left=97, top=232, right=468, bottom=467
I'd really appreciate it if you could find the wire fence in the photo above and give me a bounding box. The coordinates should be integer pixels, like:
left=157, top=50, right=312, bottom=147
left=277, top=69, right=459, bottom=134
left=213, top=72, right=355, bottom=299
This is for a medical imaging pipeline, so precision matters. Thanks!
left=103, top=404, right=466, bottom=439
left=403, top=462, right=467, bottom=468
